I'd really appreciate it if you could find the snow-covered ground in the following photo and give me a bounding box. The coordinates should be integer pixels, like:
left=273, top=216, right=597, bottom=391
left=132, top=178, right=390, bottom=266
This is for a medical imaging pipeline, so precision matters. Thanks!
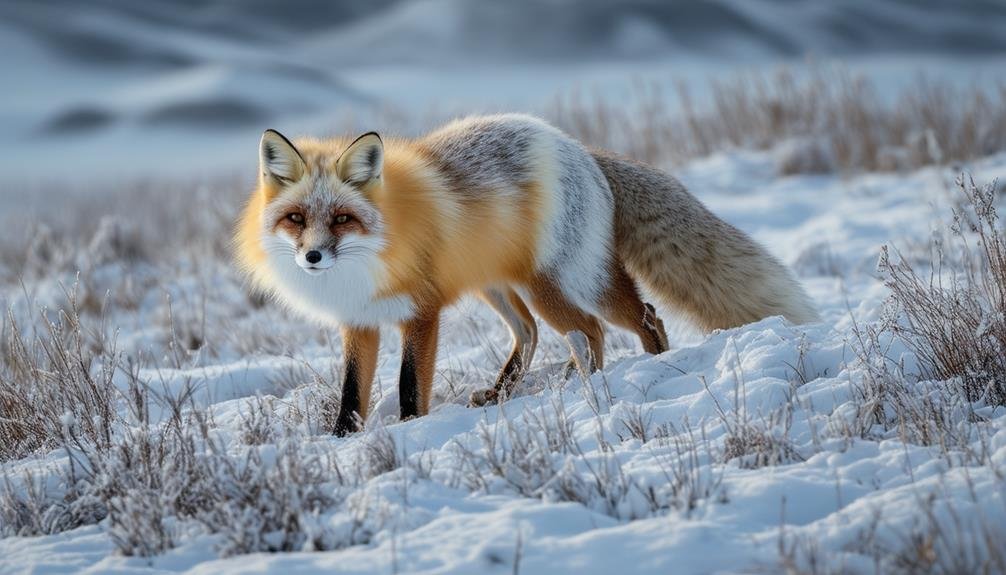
left=2, top=144, right=1004, bottom=574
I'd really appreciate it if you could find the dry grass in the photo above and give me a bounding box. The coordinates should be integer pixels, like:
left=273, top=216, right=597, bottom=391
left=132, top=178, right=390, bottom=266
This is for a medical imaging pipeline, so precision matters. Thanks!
left=2, top=348, right=357, bottom=555
left=0, top=289, right=118, bottom=461
left=775, top=489, right=1006, bottom=575
left=550, top=67, right=1006, bottom=173
left=884, top=493, right=1006, bottom=575
left=879, top=175, right=1006, bottom=406
left=451, top=391, right=727, bottom=521
left=1, top=176, right=242, bottom=286
left=836, top=173, right=1006, bottom=473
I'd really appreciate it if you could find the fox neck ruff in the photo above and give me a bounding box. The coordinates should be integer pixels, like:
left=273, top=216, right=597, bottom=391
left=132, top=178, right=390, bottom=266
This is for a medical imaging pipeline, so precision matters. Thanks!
left=260, top=233, right=415, bottom=327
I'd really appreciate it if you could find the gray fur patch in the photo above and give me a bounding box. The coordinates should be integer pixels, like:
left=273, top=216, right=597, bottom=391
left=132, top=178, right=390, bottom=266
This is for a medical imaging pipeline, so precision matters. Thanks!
left=420, top=114, right=615, bottom=311
left=419, top=115, right=536, bottom=198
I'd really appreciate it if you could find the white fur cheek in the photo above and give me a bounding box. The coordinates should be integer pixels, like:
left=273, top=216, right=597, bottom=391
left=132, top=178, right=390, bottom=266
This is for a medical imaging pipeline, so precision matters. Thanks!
left=259, top=232, right=414, bottom=328
left=261, top=232, right=297, bottom=255
left=336, top=233, right=387, bottom=274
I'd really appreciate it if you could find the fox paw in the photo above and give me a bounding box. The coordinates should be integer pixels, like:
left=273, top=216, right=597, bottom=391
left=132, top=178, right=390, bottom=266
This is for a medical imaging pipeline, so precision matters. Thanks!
left=561, top=358, right=578, bottom=380
left=469, top=387, right=499, bottom=407
left=333, top=419, right=361, bottom=437
left=333, top=412, right=363, bottom=437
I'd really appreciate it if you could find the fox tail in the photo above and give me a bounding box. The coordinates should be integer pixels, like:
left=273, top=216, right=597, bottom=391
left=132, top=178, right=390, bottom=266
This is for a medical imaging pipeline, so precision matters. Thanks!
left=592, top=150, right=820, bottom=331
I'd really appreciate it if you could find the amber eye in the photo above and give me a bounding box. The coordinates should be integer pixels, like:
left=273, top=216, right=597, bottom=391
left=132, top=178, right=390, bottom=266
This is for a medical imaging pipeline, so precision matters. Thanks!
left=334, top=214, right=352, bottom=225
left=286, top=213, right=304, bottom=224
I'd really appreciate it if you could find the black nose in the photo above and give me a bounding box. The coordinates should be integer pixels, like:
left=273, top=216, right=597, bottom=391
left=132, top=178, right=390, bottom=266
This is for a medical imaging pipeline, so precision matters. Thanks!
left=305, top=250, right=322, bottom=264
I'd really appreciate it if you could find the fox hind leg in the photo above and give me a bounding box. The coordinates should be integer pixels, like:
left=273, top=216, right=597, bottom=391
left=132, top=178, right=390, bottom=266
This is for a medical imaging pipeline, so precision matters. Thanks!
left=470, top=286, right=538, bottom=407
left=525, top=275, right=606, bottom=375
left=599, top=264, right=669, bottom=355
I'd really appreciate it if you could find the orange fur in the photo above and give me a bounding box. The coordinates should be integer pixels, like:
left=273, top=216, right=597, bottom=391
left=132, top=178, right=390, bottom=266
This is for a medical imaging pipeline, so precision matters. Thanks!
left=340, top=326, right=379, bottom=417
left=233, top=134, right=553, bottom=428
left=236, top=138, right=545, bottom=310
left=374, top=148, right=543, bottom=308
left=234, top=191, right=268, bottom=276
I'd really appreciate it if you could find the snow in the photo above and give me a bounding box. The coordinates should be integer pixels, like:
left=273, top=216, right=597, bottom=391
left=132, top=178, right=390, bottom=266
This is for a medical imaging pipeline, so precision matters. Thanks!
left=2, top=146, right=1005, bottom=574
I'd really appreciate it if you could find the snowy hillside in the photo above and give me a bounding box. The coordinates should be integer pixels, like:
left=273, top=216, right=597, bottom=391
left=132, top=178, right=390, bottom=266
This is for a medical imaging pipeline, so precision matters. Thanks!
left=3, top=0, right=1006, bottom=182
left=1, top=144, right=1005, bottom=573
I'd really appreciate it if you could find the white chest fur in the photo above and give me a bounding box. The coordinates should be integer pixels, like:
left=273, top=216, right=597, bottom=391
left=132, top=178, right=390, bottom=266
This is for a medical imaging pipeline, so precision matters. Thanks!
left=263, top=250, right=414, bottom=328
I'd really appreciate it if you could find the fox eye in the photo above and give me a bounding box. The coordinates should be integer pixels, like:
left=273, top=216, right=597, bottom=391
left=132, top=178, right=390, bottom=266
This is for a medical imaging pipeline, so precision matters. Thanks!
left=286, top=213, right=304, bottom=224
left=334, top=214, right=352, bottom=225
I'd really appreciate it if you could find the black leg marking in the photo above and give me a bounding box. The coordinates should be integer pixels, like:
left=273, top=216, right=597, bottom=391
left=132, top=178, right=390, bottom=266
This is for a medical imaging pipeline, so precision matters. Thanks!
left=399, top=346, right=420, bottom=420
left=334, top=358, right=361, bottom=436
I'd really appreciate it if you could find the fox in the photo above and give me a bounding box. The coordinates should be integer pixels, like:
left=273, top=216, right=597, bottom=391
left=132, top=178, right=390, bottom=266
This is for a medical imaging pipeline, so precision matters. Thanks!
left=235, top=114, right=818, bottom=435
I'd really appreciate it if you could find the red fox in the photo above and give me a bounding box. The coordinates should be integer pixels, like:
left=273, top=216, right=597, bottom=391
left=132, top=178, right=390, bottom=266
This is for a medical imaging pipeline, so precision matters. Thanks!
left=235, top=114, right=818, bottom=435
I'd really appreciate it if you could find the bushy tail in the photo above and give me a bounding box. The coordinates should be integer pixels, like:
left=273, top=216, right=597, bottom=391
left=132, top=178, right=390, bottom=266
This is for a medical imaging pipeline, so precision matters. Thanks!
left=592, top=150, right=819, bottom=331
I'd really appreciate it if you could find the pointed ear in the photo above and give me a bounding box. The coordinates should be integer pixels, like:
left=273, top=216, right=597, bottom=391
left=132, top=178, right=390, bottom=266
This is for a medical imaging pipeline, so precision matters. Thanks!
left=260, top=129, right=305, bottom=184
left=337, top=132, right=384, bottom=185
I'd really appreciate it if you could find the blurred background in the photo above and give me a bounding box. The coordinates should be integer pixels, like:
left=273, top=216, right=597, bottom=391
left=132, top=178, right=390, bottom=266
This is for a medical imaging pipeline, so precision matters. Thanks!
left=2, top=0, right=1005, bottom=185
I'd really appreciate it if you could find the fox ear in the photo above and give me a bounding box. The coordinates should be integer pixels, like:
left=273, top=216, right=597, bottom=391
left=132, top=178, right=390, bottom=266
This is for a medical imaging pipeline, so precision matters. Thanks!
left=260, top=129, right=305, bottom=185
left=337, top=132, right=383, bottom=185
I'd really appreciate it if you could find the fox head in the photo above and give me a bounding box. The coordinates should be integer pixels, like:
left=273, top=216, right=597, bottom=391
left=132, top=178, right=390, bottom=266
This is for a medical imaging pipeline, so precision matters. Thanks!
left=236, top=128, right=419, bottom=326
left=256, top=129, right=387, bottom=277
